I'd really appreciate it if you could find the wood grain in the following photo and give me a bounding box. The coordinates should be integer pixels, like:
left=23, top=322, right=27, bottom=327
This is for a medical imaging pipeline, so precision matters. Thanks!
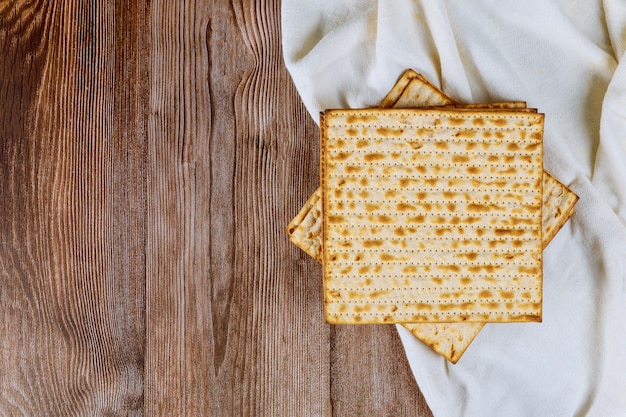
left=331, top=326, right=434, bottom=416
left=0, top=0, right=434, bottom=415
left=145, top=1, right=333, bottom=414
left=0, top=0, right=145, bottom=415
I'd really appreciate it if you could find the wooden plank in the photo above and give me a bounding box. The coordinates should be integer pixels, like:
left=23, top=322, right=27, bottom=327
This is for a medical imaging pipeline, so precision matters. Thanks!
left=145, top=0, right=330, bottom=415
left=0, top=1, right=146, bottom=415
left=0, top=0, right=435, bottom=414
left=331, top=326, right=434, bottom=416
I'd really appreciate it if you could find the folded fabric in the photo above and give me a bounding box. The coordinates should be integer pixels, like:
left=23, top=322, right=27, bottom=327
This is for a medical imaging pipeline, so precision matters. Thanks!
left=282, top=1, right=626, bottom=416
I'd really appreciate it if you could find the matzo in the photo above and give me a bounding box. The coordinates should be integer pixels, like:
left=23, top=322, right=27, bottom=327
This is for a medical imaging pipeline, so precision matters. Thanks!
left=541, top=174, right=579, bottom=247
left=321, top=108, right=544, bottom=324
left=287, top=188, right=322, bottom=259
left=287, top=70, right=576, bottom=361
left=288, top=172, right=575, bottom=362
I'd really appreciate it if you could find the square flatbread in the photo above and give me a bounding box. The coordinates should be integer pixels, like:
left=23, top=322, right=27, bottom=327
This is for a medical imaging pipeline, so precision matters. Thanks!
left=320, top=107, right=544, bottom=324
left=288, top=70, right=577, bottom=361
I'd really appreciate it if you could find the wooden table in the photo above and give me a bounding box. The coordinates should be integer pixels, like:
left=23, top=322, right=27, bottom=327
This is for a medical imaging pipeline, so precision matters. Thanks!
left=0, top=1, right=433, bottom=415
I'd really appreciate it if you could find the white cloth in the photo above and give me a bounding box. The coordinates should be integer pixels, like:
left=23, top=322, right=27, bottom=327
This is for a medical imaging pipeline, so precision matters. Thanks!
left=282, top=1, right=626, bottom=416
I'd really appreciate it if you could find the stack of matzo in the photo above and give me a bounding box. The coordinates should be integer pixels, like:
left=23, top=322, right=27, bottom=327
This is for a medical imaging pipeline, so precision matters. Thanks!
left=288, top=70, right=578, bottom=362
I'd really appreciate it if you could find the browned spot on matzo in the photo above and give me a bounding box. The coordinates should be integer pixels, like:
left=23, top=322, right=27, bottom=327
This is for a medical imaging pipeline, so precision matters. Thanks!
left=364, top=153, right=386, bottom=162
left=452, top=155, right=470, bottom=163
left=449, top=117, right=466, bottom=126
left=376, top=127, right=404, bottom=136
left=363, top=240, right=384, bottom=248
left=397, top=202, right=416, bottom=211
left=332, top=152, right=352, bottom=161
